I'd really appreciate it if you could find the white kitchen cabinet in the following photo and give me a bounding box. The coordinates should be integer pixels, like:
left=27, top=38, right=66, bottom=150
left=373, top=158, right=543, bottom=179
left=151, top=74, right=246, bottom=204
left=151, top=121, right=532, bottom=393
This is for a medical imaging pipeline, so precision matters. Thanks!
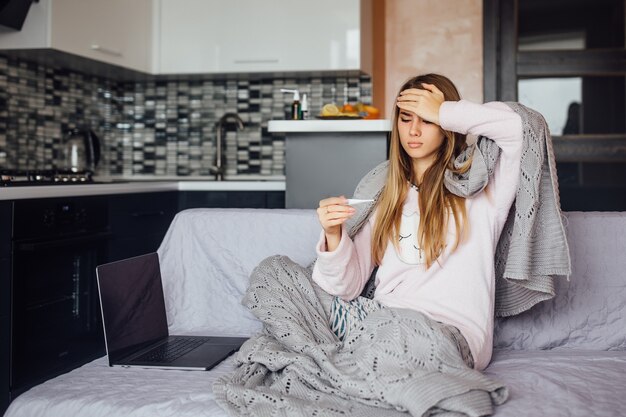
left=0, top=0, right=153, bottom=73
left=156, top=0, right=364, bottom=74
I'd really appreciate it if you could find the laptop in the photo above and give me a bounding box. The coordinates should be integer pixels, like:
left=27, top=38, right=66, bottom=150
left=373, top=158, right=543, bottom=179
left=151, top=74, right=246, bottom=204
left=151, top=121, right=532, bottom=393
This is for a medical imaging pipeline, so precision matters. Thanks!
left=95, top=252, right=247, bottom=370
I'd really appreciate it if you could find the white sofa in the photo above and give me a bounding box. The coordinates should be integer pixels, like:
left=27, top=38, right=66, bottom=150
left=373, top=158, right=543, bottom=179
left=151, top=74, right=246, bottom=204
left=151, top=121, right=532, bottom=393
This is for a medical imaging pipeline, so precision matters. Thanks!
left=4, top=208, right=626, bottom=417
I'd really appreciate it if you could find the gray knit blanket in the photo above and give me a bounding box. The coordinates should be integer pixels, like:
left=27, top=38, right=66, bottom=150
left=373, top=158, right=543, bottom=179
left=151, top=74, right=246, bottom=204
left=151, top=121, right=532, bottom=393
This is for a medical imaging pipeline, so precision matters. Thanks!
left=214, top=255, right=508, bottom=416
left=340, top=102, right=572, bottom=317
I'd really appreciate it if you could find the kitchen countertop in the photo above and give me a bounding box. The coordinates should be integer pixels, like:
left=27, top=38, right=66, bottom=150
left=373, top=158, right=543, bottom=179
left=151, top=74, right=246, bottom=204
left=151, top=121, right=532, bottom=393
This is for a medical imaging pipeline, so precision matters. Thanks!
left=268, top=119, right=391, bottom=132
left=0, top=179, right=286, bottom=200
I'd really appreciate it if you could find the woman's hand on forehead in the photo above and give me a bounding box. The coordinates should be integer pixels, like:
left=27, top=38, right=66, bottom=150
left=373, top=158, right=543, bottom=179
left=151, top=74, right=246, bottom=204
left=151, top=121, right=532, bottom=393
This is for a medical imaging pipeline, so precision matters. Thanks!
left=399, top=83, right=444, bottom=98
left=396, top=83, right=445, bottom=125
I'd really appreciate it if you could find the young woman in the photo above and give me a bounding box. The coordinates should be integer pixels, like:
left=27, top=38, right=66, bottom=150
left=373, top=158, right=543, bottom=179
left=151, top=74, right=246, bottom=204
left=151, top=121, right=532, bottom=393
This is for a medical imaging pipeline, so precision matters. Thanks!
left=312, top=73, right=523, bottom=371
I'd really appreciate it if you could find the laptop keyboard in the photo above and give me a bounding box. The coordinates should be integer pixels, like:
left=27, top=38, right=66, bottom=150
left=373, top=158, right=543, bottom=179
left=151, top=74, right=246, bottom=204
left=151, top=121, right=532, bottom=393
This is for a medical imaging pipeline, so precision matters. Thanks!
left=134, top=337, right=207, bottom=363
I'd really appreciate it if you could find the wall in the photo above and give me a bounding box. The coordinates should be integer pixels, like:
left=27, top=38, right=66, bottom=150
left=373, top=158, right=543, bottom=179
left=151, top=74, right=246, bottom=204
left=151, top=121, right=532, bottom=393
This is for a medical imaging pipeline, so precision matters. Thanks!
left=384, top=0, right=483, bottom=118
left=0, top=54, right=372, bottom=177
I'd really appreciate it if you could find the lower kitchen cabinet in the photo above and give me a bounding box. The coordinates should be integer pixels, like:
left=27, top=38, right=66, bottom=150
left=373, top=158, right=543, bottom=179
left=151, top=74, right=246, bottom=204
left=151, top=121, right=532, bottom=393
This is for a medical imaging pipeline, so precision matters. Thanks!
left=109, top=191, right=285, bottom=260
left=266, top=192, right=286, bottom=209
left=1, top=202, right=11, bottom=318
left=0, top=257, right=9, bottom=325
left=0, top=202, right=10, bottom=257
left=1, top=315, right=9, bottom=415
left=0, top=258, right=8, bottom=415
left=1, top=277, right=8, bottom=414
left=0, top=188, right=282, bottom=412
left=178, top=191, right=285, bottom=210
left=1, top=201, right=11, bottom=416
left=108, top=191, right=178, bottom=262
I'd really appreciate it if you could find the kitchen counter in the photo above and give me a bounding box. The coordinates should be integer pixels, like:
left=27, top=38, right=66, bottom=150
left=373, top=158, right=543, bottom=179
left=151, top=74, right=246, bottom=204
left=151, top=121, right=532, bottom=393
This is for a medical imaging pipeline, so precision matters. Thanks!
left=0, top=180, right=286, bottom=200
left=268, top=119, right=391, bottom=133
left=269, top=120, right=389, bottom=209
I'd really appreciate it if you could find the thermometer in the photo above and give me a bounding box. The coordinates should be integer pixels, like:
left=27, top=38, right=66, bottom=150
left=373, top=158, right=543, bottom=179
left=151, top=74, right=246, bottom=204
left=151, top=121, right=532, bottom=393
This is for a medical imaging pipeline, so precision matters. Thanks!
left=346, top=199, right=374, bottom=205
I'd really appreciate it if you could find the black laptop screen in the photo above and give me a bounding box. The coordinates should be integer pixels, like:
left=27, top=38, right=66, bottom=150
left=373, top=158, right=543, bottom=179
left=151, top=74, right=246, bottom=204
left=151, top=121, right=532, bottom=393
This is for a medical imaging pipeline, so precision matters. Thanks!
left=96, top=253, right=169, bottom=360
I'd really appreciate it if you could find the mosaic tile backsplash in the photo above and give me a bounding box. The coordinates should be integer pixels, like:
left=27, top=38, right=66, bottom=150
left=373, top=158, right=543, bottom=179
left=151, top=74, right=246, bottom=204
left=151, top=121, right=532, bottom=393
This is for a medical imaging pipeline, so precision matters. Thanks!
left=0, top=54, right=372, bottom=177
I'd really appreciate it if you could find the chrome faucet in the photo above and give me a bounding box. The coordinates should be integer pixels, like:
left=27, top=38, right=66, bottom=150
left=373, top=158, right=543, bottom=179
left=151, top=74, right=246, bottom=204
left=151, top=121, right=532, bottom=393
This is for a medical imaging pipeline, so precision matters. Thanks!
left=210, top=113, right=244, bottom=181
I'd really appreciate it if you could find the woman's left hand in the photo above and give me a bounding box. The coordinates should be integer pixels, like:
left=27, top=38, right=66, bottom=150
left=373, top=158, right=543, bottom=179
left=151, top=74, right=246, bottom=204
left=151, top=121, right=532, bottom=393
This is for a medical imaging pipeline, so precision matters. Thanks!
left=396, top=83, right=445, bottom=125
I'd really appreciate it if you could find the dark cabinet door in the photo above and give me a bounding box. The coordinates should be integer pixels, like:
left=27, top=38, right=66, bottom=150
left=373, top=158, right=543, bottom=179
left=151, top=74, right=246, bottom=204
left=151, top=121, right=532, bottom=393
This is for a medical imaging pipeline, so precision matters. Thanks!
left=227, top=192, right=267, bottom=208
left=0, top=257, right=9, bottom=322
left=108, top=235, right=166, bottom=262
left=178, top=191, right=228, bottom=209
left=0, top=202, right=11, bottom=259
left=109, top=192, right=178, bottom=239
left=266, top=191, right=286, bottom=209
left=0, top=201, right=11, bottom=318
left=0, top=315, right=8, bottom=415
left=108, top=192, right=177, bottom=262
left=178, top=191, right=285, bottom=210
left=0, top=201, right=11, bottom=416
left=0, top=259, right=8, bottom=416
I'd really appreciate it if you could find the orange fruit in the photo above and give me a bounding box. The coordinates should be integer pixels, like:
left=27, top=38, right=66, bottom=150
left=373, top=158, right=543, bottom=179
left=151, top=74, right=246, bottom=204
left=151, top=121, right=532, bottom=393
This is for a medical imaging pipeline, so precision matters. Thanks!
left=342, top=103, right=355, bottom=113
left=363, top=105, right=380, bottom=119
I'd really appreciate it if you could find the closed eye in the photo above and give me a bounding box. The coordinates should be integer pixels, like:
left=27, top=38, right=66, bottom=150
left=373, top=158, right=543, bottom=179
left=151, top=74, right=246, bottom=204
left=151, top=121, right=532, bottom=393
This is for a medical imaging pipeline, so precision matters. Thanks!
left=399, top=233, right=412, bottom=241
left=399, top=111, right=413, bottom=123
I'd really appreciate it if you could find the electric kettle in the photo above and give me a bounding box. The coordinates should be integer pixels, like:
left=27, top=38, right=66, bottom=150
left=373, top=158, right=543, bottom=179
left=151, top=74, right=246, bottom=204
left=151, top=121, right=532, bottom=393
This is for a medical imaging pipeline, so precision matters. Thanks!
left=63, top=129, right=101, bottom=173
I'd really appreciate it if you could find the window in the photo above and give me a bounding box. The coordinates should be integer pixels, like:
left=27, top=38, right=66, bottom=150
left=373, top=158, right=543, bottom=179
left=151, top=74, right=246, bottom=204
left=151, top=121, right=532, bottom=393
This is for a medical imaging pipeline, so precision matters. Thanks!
left=484, top=0, right=626, bottom=210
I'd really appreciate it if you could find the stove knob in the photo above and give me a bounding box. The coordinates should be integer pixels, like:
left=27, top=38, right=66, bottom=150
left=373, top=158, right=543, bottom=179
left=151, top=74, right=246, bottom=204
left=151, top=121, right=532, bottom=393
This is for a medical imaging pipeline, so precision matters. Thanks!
left=75, top=208, right=87, bottom=224
left=43, top=208, right=55, bottom=226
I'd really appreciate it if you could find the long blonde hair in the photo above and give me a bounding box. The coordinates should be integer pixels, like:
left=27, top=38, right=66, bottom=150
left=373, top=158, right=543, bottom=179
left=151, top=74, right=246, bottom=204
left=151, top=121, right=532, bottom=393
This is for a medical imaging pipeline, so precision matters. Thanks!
left=371, top=74, right=473, bottom=269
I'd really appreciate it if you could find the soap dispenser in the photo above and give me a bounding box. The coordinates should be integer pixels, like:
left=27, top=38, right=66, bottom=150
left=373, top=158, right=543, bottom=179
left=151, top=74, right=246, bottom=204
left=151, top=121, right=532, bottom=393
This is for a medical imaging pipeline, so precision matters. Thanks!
left=280, top=88, right=302, bottom=120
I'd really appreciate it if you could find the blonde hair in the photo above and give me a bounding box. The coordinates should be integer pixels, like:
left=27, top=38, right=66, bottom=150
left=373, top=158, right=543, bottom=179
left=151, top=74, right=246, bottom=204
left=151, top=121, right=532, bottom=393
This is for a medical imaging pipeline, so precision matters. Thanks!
left=371, top=73, right=473, bottom=269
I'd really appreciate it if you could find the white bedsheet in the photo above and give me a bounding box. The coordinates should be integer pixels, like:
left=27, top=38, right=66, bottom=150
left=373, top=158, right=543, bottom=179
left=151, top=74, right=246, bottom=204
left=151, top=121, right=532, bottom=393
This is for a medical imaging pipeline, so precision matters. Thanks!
left=5, top=356, right=236, bottom=417
left=7, top=349, right=626, bottom=417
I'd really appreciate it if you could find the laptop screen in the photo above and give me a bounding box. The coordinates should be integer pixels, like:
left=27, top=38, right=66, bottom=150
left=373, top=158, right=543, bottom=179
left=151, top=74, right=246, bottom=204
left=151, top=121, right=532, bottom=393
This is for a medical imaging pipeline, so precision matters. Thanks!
left=96, top=253, right=169, bottom=362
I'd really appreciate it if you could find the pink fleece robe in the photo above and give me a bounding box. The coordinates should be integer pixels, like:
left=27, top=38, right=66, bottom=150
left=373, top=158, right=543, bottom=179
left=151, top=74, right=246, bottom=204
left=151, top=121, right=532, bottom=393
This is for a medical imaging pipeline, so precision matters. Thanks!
left=312, top=100, right=523, bottom=370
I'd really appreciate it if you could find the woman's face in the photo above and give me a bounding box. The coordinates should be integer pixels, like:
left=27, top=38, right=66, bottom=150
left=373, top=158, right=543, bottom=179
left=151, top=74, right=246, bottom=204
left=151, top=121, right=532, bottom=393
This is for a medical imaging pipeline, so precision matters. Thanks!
left=397, top=109, right=445, bottom=163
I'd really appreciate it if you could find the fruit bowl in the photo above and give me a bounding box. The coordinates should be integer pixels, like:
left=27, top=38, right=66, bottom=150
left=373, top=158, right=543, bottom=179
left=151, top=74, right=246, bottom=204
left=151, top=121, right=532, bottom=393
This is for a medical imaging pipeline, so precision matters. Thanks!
left=319, top=102, right=380, bottom=119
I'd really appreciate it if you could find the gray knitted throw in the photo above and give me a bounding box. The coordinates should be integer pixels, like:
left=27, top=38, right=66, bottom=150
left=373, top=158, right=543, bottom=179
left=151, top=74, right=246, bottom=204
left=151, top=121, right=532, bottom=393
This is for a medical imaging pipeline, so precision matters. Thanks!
left=341, top=102, right=572, bottom=317
left=214, top=255, right=508, bottom=416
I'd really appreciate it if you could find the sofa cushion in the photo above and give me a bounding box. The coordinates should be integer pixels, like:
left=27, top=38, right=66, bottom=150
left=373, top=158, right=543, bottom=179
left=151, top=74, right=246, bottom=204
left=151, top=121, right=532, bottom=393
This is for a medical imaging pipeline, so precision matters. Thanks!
left=484, top=349, right=626, bottom=416
left=494, top=212, right=626, bottom=351
left=158, top=208, right=320, bottom=336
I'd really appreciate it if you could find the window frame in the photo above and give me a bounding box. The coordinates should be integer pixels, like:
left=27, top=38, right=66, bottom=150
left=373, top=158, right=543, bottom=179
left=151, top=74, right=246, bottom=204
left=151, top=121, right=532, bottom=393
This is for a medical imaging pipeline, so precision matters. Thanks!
left=483, top=0, right=626, bottom=162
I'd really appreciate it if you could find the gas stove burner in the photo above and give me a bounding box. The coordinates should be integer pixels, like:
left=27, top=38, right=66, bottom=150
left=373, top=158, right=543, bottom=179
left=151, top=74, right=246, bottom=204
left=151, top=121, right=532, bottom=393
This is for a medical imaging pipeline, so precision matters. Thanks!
left=1, top=169, right=94, bottom=186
